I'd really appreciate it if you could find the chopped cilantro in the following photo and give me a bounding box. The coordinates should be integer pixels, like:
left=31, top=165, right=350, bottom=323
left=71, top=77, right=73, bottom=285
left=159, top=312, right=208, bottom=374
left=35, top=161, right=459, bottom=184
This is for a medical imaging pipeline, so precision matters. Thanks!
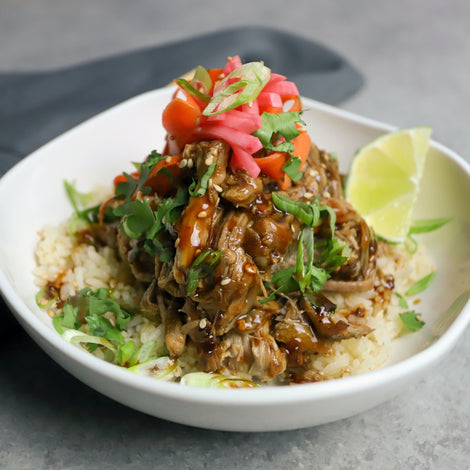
left=115, top=189, right=188, bottom=261
left=399, top=311, right=425, bottom=332
left=395, top=292, right=409, bottom=309
left=282, top=156, right=303, bottom=181
left=53, top=288, right=133, bottom=348
left=253, top=111, right=305, bottom=154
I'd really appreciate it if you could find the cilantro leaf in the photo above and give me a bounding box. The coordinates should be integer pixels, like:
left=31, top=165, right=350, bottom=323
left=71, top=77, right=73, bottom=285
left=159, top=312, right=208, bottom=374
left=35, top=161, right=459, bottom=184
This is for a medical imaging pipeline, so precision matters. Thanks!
left=122, top=199, right=156, bottom=239
left=61, top=288, right=132, bottom=344
left=253, top=112, right=305, bottom=153
left=62, top=302, right=81, bottom=329
left=282, top=156, right=303, bottom=182
left=399, top=311, right=425, bottom=332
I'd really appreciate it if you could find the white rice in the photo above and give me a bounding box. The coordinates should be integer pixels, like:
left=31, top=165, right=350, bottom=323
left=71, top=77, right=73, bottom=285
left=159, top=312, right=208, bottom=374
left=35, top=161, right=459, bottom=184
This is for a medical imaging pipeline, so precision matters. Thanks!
left=33, top=217, right=434, bottom=383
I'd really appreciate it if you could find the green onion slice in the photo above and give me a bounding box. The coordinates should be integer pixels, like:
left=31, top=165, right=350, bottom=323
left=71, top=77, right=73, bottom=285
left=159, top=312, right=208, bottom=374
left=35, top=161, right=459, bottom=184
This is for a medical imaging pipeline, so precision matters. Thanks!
left=405, top=271, right=437, bottom=296
left=128, top=356, right=180, bottom=380
left=180, top=372, right=259, bottom=388
left=203, top=62, right=271, bottom=116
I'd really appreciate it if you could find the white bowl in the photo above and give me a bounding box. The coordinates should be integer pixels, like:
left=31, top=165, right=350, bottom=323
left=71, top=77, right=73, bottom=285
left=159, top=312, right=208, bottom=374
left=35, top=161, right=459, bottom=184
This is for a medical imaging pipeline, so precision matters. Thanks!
left=0, top=87, right=469, bottom=432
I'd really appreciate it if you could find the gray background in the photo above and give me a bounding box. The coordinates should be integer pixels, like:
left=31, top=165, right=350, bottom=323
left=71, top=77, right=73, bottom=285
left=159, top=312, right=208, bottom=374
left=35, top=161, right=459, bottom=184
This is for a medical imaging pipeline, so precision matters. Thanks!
left=1, top=0, right=469, bottom=469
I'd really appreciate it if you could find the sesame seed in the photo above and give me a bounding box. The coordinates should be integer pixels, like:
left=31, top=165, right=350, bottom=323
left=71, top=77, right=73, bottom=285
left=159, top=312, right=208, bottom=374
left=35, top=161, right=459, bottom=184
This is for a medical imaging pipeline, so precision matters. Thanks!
left=304, top=191, right=314, bottom=199
left=323, top=191, right=331, bottom=198
left=213, top=184, right=223, bottom=192
left=208, top=178, right=213, bottom=187
left=201, top=203, right=209, bottom=210
left=199, top=318, right=207, bottom=329
left=197, top=211, right=208, bottom=218
left=165, top=156, right=172, bottom=164
left=205, top=156, right=214, bottom=166
left=187, top=159, right=194, bottom=168
left=179, top=159, right=188, bottom=168
left=220, top=278, right=232, bottom=286
left=308, top=169, right=318, bottom=177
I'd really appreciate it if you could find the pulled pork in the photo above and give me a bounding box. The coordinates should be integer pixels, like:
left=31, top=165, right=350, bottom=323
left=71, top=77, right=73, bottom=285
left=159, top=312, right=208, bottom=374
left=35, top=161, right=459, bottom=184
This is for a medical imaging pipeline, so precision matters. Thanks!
left=95, top=139, right=393, bottom=384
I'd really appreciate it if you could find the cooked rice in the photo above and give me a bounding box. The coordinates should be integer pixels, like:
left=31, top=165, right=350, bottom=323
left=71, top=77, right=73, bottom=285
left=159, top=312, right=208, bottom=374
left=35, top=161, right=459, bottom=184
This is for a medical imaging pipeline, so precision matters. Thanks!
left=33, top=215, right=434, bottom=383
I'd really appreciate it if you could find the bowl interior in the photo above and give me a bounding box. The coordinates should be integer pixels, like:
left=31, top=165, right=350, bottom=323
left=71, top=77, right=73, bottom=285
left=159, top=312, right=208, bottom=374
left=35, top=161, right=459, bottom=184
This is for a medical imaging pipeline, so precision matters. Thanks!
left=0, top=88, right=469, bottom=383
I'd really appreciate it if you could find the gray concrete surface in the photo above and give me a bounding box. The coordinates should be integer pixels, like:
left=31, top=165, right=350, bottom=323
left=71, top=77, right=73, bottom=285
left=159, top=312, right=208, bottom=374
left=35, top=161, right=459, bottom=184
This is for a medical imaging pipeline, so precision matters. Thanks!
left=0, top=0, right=469, bottom=469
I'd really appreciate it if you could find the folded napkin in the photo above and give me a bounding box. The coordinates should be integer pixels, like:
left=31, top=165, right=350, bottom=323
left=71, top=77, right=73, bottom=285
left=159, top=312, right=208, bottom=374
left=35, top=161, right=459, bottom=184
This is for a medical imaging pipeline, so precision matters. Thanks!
left=0, top=26, right=363, bottom=335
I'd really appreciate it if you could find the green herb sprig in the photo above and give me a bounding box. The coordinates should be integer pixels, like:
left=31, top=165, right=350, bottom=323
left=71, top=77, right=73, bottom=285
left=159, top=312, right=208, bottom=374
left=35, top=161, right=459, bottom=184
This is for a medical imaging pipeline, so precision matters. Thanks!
left=187, top=249, right=222, bottom=295
left=405, top=217, right=452, bottom=253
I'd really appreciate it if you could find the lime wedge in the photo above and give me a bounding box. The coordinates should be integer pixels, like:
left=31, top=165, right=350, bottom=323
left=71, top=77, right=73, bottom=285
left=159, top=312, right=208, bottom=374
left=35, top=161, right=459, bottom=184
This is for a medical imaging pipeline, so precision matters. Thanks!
left=345, top=126, right=431, bottom=242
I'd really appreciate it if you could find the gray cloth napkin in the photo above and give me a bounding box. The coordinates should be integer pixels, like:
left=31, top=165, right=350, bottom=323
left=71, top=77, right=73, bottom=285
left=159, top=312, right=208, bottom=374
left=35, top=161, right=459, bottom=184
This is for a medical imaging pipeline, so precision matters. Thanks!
left=0, top=26, right=362, bottom=335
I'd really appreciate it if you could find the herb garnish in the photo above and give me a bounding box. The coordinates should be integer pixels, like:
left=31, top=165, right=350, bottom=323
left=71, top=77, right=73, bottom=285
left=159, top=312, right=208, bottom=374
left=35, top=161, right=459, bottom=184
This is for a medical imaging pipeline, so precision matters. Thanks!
left=399, top=311, right=425, bottom=332
left=405, top=272, right=437, bottom=296
left=282, top=156, right=303, bottom=182
left=189, top=162, right=217, bottom=196
left=55, top=288, right=132, bottom=345
left=114, top=189, right=188, bottom=262
left=187, top=249, right=222, bottom=295
left=64, top=181, right=103, bottom=228
left=272, top=192, right=337, bottom=234
left=395, top=292, right=409, bottom=309
left=253, top=111, right=306, bottom=154
left=262, top=192, right=349, bottom=303
left=405, top=217, right=452, bottom=253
